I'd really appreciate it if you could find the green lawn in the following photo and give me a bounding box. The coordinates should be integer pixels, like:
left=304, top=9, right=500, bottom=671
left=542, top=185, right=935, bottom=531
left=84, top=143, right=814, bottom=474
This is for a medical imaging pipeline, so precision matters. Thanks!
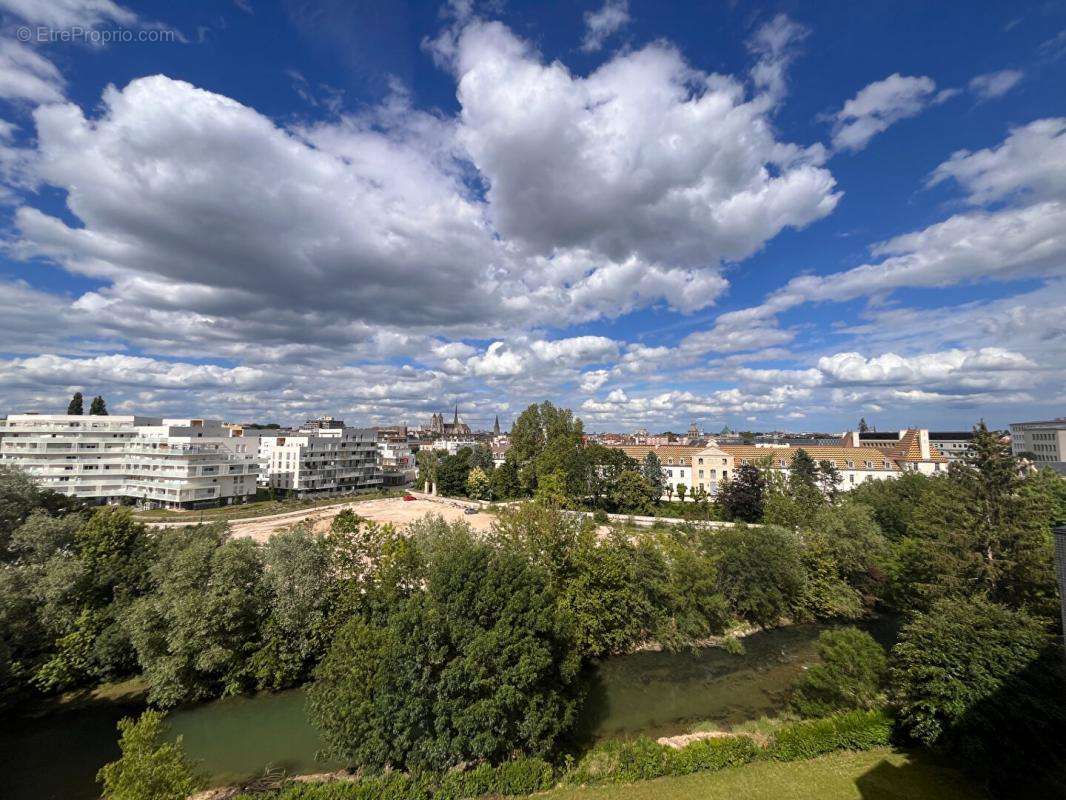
left=544, top=748, right=985, bottom=800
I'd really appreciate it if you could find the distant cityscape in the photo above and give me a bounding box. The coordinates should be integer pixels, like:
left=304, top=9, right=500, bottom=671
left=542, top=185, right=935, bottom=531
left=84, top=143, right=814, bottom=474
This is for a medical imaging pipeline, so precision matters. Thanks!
left=1, top=402, right=1062, bottom=511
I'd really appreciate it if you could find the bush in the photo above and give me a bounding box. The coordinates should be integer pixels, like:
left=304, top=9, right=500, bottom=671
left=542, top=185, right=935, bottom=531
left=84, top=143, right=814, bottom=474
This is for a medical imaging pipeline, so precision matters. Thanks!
left=592, top=508, right=609, bottom=523
left=98, top=711, right=201, bottom=800
left=768, top=709, right=892, bottom=761
left=667, top=736, right=761, bottom=775
left=789, top=627, right=887, bottom=717
left=231, top=758, right=554, bottom=800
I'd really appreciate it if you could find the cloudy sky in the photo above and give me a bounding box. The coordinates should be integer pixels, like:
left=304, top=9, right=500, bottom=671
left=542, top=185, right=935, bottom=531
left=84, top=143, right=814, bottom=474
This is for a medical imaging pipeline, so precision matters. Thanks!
left=0, top=0, right=1063, bottom=432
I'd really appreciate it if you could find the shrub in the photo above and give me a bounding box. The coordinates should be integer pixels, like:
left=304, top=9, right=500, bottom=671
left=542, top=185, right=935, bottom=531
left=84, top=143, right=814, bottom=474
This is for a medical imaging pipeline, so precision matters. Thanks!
left=592, top=509, right=609, bottom=523
left=667, top=736, right=760, bottom=775
left=98, top=711, right=202, bottom=800
left=789, top=627, right=887, bottom=717
left=768, top=709, right=892, bottom=761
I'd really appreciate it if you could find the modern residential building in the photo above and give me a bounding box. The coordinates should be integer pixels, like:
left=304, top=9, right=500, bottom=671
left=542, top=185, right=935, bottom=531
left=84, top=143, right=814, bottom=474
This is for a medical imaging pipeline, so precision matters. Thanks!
left=429, top=438, right=479, bottom=456
left=927, top=431, right=977, bottom=463
left=258, top=425, right=381, bottom=496
left=377, top=436, right=417, bottom=487
left=0, top=414, right=261, bottom=509
left=1010, top=418, right=1066, bottom=464
left=842, top=428, right=948, bottom=474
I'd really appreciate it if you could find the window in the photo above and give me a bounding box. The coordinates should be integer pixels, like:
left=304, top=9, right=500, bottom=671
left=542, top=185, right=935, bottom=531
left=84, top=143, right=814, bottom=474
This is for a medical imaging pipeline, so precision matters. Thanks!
left=847, top=460, right=854, bottom=469
left=698, top=457, right=703, bottom=465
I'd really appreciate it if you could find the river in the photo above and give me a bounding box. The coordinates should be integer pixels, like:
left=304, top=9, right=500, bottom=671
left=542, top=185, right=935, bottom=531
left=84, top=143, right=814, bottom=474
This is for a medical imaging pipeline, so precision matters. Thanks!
left=0, top=619, right=896, bottom=800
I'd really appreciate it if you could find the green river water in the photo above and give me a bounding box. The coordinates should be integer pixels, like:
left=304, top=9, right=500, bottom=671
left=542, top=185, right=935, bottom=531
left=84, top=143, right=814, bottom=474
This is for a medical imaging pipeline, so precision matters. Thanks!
left=1, top=620, right=896, bottom=800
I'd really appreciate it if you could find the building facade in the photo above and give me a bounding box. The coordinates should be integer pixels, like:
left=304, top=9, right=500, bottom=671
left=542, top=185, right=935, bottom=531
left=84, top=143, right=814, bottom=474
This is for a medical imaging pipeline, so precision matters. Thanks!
left=258, top=426, right=381, bottom=496
left=1010, top=418, right=1066, bottom=464
left=721, top=444, right=900, bottom=489
left=0, top=414, right=261, bottom=509
left=843, top=428, right=948, bottom=474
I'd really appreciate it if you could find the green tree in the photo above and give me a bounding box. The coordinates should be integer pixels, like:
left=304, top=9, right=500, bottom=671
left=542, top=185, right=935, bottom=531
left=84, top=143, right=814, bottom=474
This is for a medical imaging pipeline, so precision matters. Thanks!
left=610, top=470, right=656, bottom=514
left=710, top=525, right=806, bottom=627
left=718, top=464, right=765, bottom=522
left=847, top=470, right=928, bottom=539
left=67, top=391, right=84, bottom=415
left=470, top=443, right=495, bottom=474
left=308, top=528, right=582, bottom=771
left=818, top=460, right=842, bottom=503
left=415, top=448, right=439, bottom=490
left=125, top=529, right=267, bottom=707
left=534, top=470, right=568, bottom=507
left=98, top=711, right=201, bottom=800
left=89, top=395, right=108, bottom=415
left=253, top=527, right=342, bottom=690
left=641, top=452, right=664, bottom=500
left=490, top=455, right=522, bottom=500
left=466, top=466, right=491, bottom=501
left=858, top=417, right=869, bottom=433
left=675, top=483, right=686, bottom=503
left=790, top=627, right=887, bottom=717
left=436, top=448, right=473, bottom=496
left=896, top=423, right=1056, bottom=614
left=890, top=596, right=1047, bottom=745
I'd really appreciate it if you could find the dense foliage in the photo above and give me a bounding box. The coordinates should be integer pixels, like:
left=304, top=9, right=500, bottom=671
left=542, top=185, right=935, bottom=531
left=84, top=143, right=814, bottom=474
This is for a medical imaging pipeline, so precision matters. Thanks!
left=790, top=627, right=887, bottom=718
left=307, top=524, right=583, bottom=771
left=97, top=711, right=201, bottom=800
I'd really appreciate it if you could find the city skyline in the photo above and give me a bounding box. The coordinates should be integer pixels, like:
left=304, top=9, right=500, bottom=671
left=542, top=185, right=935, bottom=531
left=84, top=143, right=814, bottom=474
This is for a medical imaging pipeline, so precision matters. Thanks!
left=0, top=1, right=1063, bottom=432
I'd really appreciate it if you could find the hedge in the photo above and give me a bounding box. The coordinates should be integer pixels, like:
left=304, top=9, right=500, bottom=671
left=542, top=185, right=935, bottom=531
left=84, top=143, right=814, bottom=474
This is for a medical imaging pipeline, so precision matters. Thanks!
left=231, top=710, right=891, bottom=799
left=768, top=710, right=893, bottom=761
left=231, top=757, right=555, bottom=800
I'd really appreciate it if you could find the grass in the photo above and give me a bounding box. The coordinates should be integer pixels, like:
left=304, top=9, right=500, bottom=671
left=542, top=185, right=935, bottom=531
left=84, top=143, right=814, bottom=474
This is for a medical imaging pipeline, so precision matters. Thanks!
left=132, top=489, right=401, bottom=522
left=542, top=748, right=985, bottom=800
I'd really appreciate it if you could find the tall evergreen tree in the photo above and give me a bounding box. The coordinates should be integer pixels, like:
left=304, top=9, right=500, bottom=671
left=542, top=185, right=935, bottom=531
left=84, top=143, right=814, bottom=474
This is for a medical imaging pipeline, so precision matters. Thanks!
left=89, top=396, right=108, bottom=416
left=858, top=417, right=869, bottom=433
left=67, top=392, right=84, bottom=415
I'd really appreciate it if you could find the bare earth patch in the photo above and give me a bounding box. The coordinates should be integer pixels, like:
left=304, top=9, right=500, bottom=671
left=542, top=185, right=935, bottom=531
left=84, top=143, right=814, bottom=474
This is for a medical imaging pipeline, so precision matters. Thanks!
left=226, top=496, right=498, bottom=542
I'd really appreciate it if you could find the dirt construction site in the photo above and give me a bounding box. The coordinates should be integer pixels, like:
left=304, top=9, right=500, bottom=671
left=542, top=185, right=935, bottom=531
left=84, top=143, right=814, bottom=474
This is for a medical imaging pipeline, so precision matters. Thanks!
left=216, top=495, right=498, bottom=543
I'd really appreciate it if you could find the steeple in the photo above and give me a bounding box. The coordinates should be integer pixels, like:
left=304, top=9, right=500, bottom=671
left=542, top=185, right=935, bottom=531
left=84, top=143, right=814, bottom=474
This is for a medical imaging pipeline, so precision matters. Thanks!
left=493, top=414, right=501, bottom=436
left=453, top=403, right=459, bottom=425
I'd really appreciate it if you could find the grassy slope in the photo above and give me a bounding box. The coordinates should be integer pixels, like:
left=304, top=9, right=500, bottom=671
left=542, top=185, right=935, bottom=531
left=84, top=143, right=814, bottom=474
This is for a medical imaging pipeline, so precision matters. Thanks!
left=131, top=489, right=400, bottom=522
left=544, top=748, right=985, bottom=800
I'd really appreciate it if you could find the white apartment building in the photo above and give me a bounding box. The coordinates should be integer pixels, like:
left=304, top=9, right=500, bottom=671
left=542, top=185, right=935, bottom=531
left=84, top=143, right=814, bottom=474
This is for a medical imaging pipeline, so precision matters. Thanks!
left=608, top=444, right=729, bottom=498
left=377, top=438, right=417, bottom=487
left=721, top=444, right=900, bottom=490
left=0, top=415, right=261, bottom=509
left=429, top=438, right=479, bottom=456
left=1010, top=418, right=1066, bottom=464
left=258, top=426, right=381, bottom=496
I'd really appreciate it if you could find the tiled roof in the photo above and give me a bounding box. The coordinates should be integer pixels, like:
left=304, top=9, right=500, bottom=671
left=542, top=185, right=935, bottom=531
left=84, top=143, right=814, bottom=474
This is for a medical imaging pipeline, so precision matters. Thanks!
left=606, top=444, right=705, bottom=466
left=888, top=430, right=949, bottom=463
left=720, top=444, right=900, bottom=471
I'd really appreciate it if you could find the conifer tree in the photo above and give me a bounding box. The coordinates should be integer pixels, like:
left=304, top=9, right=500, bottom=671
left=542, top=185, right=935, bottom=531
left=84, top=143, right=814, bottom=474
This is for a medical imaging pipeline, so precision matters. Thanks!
left=67, top=392, right=84, bottom=415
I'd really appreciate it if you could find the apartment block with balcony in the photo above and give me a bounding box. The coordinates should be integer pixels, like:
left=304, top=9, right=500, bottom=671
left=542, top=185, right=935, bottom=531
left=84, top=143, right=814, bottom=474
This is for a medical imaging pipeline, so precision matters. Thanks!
left=0, top=414, right=261, bottom=509
left=258, top=426, right=381, bottom=496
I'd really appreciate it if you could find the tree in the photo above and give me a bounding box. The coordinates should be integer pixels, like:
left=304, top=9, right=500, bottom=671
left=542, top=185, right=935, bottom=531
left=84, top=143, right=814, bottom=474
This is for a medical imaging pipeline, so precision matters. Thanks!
left=664, top=484, right=674, bottom=502
left=890, top=596, right=1047, bottom=746
left=308, top=529, right=582, bottom=771
left=641, top=452, right=664, bottom=500
left=67, top=392, right=84, bottom=415
left=610, top=470, right=656, bottom=514
left=490, top=455, right=522, bottom=500
left=709, top=525, right=806, bottom=627
left=790, top=627, right=886, bottom=717
left=675, top=483, right=686, bottom=503
left=124, top=529, right=267, bottom=707
left=897, top=422, right=1056, bottom=614
left=818, top=460, right=842, bottom=503
left=436, top=448, right=473, bottom=496
left=466, top=466, right=491, bottom=501
left=98, top=711, right=201, bottom=800
left=718, top=464, right=764, bottom=522
left=470, top=443, right=495, bottom=474
left=252, top=527, right=343, bottom=690
left=89, top=395, right=108, bottom=415
left=858, top=417, right=869, bottom=433
left=415, top=449, right=439, bottom=490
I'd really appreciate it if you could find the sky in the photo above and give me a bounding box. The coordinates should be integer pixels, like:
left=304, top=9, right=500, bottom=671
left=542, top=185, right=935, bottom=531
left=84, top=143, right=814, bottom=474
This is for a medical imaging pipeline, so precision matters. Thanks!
left=0, top=0, right=1063, bottom=433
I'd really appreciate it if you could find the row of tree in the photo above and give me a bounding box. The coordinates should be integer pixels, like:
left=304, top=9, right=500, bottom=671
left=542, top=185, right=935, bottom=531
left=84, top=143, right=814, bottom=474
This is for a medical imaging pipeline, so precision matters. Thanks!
left=66, top=392, right=109, bottom=415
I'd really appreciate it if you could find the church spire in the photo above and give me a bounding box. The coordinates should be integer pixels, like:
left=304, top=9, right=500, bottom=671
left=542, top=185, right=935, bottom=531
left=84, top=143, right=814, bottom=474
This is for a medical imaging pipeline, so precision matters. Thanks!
left=493, top=414, right=501, bottom=435
left=453, top=403, right=459, bottom=425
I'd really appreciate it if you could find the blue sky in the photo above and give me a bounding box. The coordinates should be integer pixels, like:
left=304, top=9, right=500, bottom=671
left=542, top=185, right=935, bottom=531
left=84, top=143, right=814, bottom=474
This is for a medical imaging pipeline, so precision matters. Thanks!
left=0, top=0, right=1063, bottom=432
